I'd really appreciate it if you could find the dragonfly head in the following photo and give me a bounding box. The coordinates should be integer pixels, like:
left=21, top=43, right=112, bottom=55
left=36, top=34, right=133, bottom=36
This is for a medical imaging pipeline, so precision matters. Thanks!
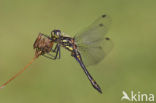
left=51, top=30, right=61, bottom=40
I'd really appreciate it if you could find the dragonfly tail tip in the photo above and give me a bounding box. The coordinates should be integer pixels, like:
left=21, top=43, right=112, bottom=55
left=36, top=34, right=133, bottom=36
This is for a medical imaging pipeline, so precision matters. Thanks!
left=97, top=88, right=102, bottom=94
left=99, top=90, right=102, bottom=94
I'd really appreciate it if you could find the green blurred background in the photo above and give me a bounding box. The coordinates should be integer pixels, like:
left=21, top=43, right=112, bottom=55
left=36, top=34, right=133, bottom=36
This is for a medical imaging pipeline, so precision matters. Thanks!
left=0, top=0, right=156, bottom=103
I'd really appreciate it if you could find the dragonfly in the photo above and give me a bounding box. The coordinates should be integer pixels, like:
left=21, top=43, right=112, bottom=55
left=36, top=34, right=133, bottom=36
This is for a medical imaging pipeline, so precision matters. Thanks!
left=0, top=14, right=112, bottom=93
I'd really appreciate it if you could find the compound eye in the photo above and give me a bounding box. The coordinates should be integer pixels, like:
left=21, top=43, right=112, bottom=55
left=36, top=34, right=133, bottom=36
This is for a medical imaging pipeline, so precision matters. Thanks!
left=51, top=30, right=61, bottom=38
left=51, top=31, right=55, bottom=37
left=56, top=32, right=60, bottom=36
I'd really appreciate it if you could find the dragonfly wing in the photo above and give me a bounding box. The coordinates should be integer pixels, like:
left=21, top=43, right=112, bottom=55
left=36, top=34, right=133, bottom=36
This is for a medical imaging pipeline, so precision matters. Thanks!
left=74, top=14, right=112, bottom=66
left=77, top=38, right=113, bottom=66
left=75, top=14, right=111, bottom=45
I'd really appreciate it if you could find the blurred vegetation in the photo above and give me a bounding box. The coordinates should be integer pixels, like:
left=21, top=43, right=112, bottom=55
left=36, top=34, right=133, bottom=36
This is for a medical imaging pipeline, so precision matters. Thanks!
left=0, top=0, right=156, bottom=103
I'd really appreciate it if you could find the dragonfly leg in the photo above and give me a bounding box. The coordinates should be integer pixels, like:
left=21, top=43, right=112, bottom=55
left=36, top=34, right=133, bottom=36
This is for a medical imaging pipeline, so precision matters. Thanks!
left=58, top=46, right=61, bottom=59
left=50, top=43, right=61, bottom=59
left=43, top=54, right=56, bottom=60
left=52, top=44, right=59, bottom=52
left=53, top=44, right=60, bottom=59
left=43, top=43, right=61, bottom=60
left=43, top=45, right=60, bottom=60
left=73, top=52, right=102, bottom=93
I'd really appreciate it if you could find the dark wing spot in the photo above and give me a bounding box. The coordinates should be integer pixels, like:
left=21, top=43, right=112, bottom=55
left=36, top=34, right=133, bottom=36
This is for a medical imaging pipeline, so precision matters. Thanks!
left=105, top=37, right=110, bottom=40
left=99, top=23, right=104, bottom=27
left=102, top=14, right=107, bottom=18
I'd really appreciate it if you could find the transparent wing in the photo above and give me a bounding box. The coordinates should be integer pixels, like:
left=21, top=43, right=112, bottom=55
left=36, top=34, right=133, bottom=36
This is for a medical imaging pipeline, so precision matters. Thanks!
left=74, top=14, right=113, bottom=66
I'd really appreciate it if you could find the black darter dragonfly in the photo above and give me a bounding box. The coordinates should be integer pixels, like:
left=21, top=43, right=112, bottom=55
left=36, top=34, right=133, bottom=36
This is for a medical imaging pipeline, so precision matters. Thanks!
left=0, top=14, right=112, bottom=93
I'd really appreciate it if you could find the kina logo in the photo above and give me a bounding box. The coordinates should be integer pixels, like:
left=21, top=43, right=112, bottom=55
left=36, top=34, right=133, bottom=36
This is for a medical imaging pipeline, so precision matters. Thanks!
left=121, top=90, right=154, bottom=102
